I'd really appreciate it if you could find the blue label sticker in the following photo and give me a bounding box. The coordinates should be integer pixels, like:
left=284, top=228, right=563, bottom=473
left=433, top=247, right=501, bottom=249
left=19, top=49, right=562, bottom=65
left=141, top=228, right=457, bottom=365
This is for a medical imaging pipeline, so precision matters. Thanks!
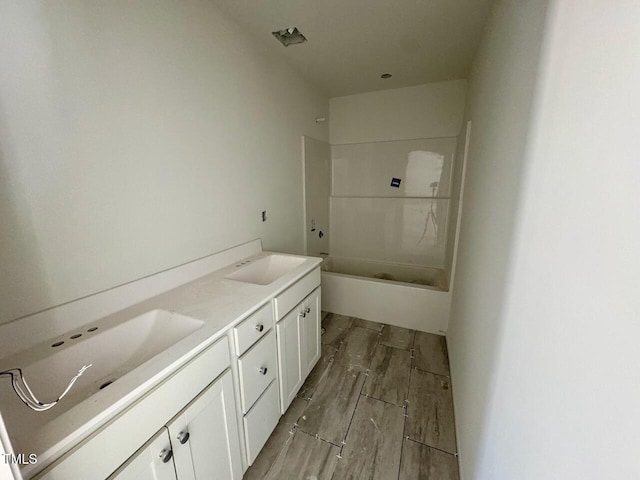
left=390, top=178, right=401, bottom=188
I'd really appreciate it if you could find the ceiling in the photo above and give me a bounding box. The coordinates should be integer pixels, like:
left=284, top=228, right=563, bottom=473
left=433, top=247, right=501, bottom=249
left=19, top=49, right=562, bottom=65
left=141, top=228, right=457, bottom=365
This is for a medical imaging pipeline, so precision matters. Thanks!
left=215, top=0, right=494, bottom=97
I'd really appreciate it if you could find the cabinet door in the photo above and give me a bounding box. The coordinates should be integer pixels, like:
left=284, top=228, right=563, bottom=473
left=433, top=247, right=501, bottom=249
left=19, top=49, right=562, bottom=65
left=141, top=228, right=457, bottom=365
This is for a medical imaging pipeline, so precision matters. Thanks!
left=276, top=306, right=303, bottom=413
left=109, top=430, right=177, bottom=480
left=302, top=287, right=322, bottom=377
left=167, top=370, right=242, bottom=480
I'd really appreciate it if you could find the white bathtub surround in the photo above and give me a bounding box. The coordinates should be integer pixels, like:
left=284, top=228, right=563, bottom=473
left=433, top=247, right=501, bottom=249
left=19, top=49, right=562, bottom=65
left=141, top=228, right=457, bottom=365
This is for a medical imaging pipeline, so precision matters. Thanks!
left=322, top=256, right=451, bottom=334
left=322, top=82, right=468, bottom=333
left=444, top=122, right=472, bottom=287
left=330, top=137, right=456, bottom=268
left=332, top=138, right=457, bottom=198
left=329, top=137, right=457, bottom=271
left=302, top=136, right=331, bottom=257
left=330, top=197, right=451, bottom=268
left=0, top=241, right=321, bottom=478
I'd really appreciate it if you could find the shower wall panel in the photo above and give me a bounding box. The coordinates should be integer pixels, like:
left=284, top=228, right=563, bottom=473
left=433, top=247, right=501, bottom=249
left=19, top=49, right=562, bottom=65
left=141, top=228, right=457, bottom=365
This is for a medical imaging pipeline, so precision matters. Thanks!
left=330, top=137, right=456, bottom=268
left=330, top=197, right=449, bottom=267
left=332, top=138, right=456, bottom=198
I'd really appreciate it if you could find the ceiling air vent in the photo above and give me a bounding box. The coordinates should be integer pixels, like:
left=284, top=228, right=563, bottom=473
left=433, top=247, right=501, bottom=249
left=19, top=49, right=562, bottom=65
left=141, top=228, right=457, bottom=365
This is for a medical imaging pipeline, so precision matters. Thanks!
left=272, top=27, right=307, bottom=47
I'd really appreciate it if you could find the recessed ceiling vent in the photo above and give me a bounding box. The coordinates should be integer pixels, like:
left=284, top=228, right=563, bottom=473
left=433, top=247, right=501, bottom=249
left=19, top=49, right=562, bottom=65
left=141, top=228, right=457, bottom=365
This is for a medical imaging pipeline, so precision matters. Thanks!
left=272, top=27, right=307, bottom=47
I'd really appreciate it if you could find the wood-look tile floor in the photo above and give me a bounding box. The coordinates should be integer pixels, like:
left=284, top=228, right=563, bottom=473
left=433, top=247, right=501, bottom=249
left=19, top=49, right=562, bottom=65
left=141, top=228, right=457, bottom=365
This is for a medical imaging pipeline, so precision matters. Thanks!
left=243, top=313, right=459, bottom=480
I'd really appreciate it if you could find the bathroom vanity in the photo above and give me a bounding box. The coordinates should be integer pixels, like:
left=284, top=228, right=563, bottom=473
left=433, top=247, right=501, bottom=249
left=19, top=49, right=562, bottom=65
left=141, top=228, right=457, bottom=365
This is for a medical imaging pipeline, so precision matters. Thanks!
left=0, top=240, right=322, bottom=479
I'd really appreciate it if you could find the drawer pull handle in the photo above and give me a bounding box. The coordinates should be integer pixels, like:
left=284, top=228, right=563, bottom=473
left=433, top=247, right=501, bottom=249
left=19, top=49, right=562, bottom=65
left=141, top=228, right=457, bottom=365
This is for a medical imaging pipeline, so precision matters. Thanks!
left=255, top=324, right=264, bottom=332
left=159, top=449, right=173, bottom=464
left=259, top=366, right=268, bottom=375
left=177, top=431, right=190, bottom=444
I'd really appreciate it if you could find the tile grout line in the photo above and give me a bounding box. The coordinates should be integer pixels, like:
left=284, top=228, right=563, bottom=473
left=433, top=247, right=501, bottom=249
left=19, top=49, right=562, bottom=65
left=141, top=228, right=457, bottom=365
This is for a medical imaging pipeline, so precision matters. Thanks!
left=297, top=344, right=340, bottom=401
left=412, top=365, right=451, bottom=378
left=295, top=427, right=343, bottom=448
left=335, top=372, right=365, bottom=460
left=441, top=335, right=462, bottom=464
left=407, top=330, right=460, bottom=463
left=403, top=436, right=458, bottom=457
left=397, top=329, right=418, bottom=480
left=267, top=397, right=313, bottom=477
left=360, top=392, right=406, bottom=408
left=380, top=343, right=414, bottom=352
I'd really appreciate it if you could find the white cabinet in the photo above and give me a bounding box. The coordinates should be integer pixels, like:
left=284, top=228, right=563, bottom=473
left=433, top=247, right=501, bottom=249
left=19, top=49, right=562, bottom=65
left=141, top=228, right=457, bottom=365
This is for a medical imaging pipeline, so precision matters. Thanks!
left=276, top=285, right=321, bottom=413
left=38, top=338, right=232, bottom=480
left=109, top=430, right=176, bottom=480
left=34, top=261, right=322, bottom=480
left=167, top=370, right=242, bottom=480
left=302, top=288, right=321, bottom=377
left=110, top=370, right=242, bottom=480
left=276, top=306, right=304, bottom=410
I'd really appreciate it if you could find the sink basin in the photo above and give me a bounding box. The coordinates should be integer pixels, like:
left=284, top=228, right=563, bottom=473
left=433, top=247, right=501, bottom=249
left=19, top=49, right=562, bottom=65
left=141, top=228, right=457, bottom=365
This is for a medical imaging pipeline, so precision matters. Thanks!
left=0, top=309, right=204, bottom=462
left=225, top=254, right=306, bottom=285
left=12, top=310, right=204, bottom=405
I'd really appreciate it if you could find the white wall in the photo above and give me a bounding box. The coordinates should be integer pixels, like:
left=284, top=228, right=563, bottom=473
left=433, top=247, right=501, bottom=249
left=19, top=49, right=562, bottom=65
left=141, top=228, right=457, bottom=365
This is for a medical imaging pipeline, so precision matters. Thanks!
left=329, top=80, right=467, bottom=145
left=448, top=0, right=640, bottom=478
left=0, top=1, right=328, bottom=324
left=446, top=0, right=549, bottom=476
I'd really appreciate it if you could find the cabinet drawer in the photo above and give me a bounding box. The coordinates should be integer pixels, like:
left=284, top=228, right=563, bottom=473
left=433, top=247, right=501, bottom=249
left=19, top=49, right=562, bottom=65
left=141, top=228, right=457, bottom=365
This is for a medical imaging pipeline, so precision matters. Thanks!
left=238, top=330, right=276, bottom=413
left=273, top=268, right=321, bottom=320
left=243, top=380, right=280, bottom=465
left=233, top=303, right=273, bottom=356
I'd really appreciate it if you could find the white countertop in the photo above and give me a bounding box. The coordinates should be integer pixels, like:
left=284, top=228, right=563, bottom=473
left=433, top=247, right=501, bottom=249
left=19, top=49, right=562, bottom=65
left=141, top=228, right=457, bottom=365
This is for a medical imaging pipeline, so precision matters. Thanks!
left=0, top=247, right=321, bottom=478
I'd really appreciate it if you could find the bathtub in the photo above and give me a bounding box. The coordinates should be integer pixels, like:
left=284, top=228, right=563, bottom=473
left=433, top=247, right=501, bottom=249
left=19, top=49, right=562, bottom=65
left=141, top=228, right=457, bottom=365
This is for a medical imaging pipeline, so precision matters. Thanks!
left=321, top=256, right=453, bottom=334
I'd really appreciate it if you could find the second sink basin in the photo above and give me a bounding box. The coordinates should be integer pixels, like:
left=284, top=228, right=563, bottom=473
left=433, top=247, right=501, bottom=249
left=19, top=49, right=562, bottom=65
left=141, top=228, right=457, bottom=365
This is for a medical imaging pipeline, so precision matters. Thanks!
left=2, top=310, right=205, bottom=410
left=0, top=309, right=205, bottom=475
left=225, top=254, right=305, bottom=285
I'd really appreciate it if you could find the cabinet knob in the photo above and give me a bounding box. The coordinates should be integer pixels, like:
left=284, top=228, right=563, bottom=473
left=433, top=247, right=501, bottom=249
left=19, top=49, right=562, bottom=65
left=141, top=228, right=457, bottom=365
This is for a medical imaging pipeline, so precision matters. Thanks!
left=300, top=310, right=306, bottom=318
left=304, top=307, right=311, bottom=314
left=177, top=431, right=190, bottom=444
left=259, top=366, right=268, bottom=375
left=255, top=324, right=264, bottom=332
left=159, top=449, right=173, bottom=464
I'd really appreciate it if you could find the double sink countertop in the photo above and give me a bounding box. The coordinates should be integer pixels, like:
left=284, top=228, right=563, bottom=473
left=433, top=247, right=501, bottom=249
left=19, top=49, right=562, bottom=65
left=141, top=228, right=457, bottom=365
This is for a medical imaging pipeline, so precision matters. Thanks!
left=0, top=249, right=322, bottom=478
